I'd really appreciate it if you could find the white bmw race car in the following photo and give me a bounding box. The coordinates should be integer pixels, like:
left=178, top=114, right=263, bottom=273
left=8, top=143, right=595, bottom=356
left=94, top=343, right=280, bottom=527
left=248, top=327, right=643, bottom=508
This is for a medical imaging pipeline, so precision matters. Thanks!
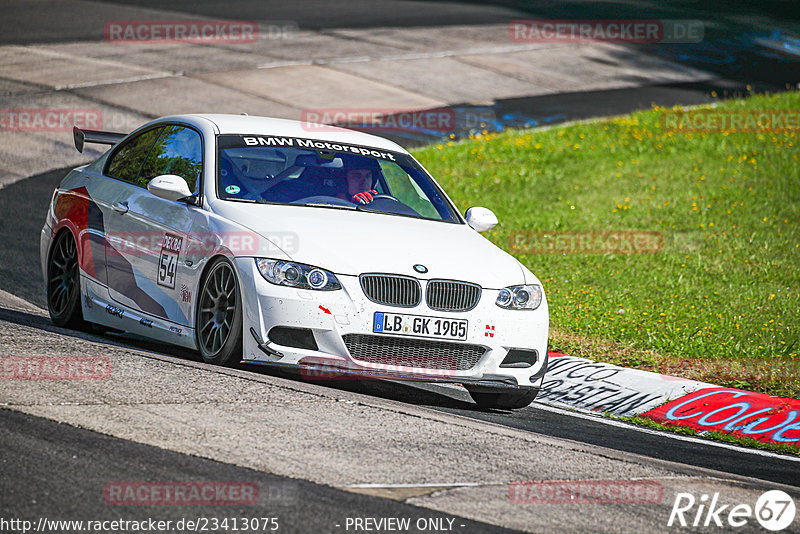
left=41, top=114, right=549, bottom=409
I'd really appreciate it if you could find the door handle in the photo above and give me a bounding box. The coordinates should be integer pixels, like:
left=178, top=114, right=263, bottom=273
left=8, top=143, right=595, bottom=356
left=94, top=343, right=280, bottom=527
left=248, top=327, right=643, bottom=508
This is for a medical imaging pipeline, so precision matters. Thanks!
left=112, top=201, right=129, bottom=214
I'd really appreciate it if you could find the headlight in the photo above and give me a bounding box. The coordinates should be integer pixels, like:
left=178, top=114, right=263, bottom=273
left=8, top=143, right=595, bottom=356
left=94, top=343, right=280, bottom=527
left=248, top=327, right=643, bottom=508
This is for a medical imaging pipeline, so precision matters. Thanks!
left=255, top=259, right=341, bottom=291
left=496, top=284, right=543, bottom=310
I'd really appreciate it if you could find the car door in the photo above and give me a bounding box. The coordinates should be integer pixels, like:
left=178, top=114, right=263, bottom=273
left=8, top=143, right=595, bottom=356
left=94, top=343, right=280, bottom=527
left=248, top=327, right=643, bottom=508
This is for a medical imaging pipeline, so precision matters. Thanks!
left=99, top=125, right=163, bottom=306
left=104, top=124, right=204, bottom=327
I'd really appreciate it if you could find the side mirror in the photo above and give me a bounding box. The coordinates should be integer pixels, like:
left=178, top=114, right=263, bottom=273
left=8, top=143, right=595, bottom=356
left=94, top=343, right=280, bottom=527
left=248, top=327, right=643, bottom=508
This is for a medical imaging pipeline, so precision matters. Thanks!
left=147, top=175, right=192, bottom=202
left=465, top=207, right=498, bottom=232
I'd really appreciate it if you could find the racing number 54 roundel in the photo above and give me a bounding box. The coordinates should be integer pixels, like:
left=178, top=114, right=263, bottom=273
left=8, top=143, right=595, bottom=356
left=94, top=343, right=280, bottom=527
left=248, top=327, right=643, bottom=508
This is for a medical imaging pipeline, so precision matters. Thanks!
left=158, top=233, right=182, bottom=289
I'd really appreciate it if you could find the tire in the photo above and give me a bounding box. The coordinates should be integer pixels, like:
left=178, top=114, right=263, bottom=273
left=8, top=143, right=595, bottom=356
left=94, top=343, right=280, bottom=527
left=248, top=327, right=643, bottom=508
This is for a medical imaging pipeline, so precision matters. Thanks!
left=47, top=230, right=87, bottom=330
left=196, top=257, right=242, bottom=365
left=467, top=387, right=538, bottom=410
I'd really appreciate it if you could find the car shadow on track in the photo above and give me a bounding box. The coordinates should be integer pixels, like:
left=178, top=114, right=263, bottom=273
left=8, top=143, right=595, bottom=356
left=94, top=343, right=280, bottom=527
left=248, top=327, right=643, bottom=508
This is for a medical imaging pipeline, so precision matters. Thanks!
left=0, top=305, right=202, bottom=361
left=241, top=362, right=488, bottom=412
left=0, top=305, right=494, bottom=412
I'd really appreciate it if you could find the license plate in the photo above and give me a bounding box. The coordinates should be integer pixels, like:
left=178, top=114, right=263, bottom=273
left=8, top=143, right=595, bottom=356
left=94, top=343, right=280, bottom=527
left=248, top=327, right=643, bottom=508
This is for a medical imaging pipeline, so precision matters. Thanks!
left=373, top=312, right=468, bottom=341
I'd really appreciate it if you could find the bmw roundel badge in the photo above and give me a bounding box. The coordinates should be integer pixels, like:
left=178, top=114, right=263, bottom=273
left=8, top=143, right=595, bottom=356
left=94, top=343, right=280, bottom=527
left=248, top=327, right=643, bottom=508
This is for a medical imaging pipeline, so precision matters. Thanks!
left=413, top=264, right=428, bottom=274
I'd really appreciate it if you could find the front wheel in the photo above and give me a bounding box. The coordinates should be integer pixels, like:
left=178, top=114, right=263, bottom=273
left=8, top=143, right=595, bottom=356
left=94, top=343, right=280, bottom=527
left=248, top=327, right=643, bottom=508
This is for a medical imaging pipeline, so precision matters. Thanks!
left=466, top=387, right=538, bottom=410
left=196, top=258, right=242, bottom=365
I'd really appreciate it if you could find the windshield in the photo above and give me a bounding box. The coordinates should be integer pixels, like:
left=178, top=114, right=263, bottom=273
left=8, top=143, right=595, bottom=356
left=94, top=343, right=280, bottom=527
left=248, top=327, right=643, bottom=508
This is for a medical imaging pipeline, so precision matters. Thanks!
left=216, top=135, right=459, bottom=222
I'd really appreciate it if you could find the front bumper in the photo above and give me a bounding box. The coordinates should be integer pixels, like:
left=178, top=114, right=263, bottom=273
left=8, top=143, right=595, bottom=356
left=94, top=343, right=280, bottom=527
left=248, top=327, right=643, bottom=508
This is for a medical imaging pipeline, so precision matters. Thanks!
left=236, top=258, right=549, bottom=389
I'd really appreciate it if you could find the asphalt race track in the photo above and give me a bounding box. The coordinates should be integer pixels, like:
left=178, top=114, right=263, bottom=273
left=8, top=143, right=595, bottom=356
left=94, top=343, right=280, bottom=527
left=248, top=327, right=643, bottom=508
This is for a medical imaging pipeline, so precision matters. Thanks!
left=3, top=165, right=800, bottom=488
left=0, top=409, right=512, bottom=533
left=2, top=1, right=800, bottom=532
left=2, top=298, right=799, bottom=533
left=1, top=170, right=799, bottom=532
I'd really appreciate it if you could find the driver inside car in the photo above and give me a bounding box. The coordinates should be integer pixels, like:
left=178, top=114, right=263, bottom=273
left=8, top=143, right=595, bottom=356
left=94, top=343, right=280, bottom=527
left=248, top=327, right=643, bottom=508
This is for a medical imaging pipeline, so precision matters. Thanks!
left=335, top=155, right=382, bottom=205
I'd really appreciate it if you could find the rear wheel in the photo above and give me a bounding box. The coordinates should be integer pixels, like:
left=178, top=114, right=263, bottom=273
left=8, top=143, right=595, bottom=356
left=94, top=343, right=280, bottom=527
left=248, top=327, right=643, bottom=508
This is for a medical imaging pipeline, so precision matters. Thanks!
left=47, top=230, right=87, bottom=329
left=467, top=387, right=538, bottom=410
left=196, top=258, right=242, bottom=365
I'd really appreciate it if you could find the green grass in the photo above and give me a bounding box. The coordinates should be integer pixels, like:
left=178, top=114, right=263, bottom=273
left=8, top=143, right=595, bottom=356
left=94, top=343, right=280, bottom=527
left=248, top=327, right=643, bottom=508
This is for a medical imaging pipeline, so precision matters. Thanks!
left=412, top=91, right=800, bottom=398
left=621, top=415, right=800, bottom=456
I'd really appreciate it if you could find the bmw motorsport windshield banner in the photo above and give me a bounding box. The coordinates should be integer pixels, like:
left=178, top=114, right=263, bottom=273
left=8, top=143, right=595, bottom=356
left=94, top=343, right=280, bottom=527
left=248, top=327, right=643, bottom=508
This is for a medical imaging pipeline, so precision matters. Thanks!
left=220, top=135, right=398, bottom=161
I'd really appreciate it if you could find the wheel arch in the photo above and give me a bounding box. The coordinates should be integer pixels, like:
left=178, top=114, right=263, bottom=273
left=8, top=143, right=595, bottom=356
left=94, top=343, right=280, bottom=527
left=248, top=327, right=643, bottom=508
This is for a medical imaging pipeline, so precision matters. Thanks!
left=195, top=252, right=238, bottom=294
left=46, top=225, right=79, bottom=278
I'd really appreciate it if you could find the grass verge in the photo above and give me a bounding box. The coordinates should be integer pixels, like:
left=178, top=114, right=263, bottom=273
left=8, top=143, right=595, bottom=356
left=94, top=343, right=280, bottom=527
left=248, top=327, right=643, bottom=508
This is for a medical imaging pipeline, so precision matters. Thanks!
left=413, top=91, right=800, bottom=398
left=620, top=414, right=800, bottom=456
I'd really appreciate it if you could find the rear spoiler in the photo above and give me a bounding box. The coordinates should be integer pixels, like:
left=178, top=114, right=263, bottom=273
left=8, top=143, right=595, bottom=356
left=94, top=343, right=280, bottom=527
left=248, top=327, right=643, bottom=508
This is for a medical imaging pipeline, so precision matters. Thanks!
left=73, top=126, right=127, bottom=153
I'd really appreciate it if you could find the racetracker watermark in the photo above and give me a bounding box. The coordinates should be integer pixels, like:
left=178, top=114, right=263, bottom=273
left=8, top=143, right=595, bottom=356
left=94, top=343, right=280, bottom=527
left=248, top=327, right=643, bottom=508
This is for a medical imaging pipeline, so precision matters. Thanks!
left=0, top=108, right=102, bottom=132
left=300, top=108, right=497, bottom=135
left=299, top=356, right=457, bottom=381
left=103, top=482, right=259, bottom=505
left=661, top=109, right=800, bottom=133
left=509, top=230, right=664, bottom=255
left=1, top=356, right=111, bottom=380
left=104, top=20, right=297, bottom=44
left=509, top=19, right=703, bottom=43
left=104, top=231, right=299, bottom=256
left=509, top=479, right=663, bottom=504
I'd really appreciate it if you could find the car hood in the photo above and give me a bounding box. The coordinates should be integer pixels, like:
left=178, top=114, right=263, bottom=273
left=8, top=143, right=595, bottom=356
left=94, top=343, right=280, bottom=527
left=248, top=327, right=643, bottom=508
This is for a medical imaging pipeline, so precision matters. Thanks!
left=212, top=202, right=526, bottom=288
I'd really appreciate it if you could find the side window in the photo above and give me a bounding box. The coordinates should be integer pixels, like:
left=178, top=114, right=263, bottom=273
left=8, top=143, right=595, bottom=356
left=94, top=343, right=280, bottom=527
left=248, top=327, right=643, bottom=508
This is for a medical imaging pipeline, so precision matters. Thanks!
left=139, top=125, right=203, bottom=193
left=106, top=127, right=163, bottom=183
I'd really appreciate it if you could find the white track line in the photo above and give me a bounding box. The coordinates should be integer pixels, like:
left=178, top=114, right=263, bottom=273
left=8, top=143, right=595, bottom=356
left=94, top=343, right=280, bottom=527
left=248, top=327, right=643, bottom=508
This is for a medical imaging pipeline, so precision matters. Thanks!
left=256, top=42, right=564, bottom=69
left=533, top=402, right=800, bottom=463
left=56, top=72, right=178, bottom=91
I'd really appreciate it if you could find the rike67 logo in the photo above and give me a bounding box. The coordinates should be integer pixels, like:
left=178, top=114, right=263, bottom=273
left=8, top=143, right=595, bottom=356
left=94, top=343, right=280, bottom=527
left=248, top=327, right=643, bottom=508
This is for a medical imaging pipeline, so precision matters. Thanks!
left=668, top=490, right=796, bottom=531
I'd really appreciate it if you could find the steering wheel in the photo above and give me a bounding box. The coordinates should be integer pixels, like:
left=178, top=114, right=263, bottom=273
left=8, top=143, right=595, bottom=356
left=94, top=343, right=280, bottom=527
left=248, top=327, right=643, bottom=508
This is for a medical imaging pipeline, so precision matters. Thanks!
left=357, top=194, right=422, bottom=217
left=291, top=195, right=353, bottom=207
left=370, top=194, right=397, bottom=201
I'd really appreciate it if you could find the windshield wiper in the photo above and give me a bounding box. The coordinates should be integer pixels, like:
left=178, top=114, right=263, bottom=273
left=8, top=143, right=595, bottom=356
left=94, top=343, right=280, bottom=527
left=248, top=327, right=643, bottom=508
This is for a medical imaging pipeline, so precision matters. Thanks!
left=301, top=202, right=357, bottom=210
left=355, top=202, right=424, bottom=219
